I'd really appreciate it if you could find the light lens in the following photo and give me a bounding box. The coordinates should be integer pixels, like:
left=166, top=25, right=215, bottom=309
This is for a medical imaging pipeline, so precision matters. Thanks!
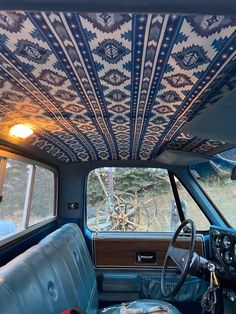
left=9, top=124, right=33, bottom=139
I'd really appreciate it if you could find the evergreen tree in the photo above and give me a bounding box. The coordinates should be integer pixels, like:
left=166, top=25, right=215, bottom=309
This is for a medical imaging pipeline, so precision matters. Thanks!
left=87, top=167, right=170, bottom=206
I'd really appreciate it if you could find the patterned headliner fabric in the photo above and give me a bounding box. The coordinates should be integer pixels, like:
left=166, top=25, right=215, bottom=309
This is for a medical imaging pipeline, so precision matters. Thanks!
left=0, top=12, right=235, bottom=162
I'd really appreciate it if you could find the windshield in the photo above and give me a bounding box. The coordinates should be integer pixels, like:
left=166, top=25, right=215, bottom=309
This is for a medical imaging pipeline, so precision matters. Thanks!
left=191, top=148, right=236, bottom=228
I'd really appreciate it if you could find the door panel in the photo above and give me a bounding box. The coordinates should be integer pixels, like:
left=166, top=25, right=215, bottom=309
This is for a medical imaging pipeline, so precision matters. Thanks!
left=93, top=233, right=205, bottom=268
left=96, top=269, right=208, bottom=303
left=93, top=233, right=207, bottom=304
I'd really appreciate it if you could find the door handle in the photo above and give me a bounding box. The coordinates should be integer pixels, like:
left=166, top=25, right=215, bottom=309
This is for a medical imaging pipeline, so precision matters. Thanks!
left=136, top=252, right=156, bottom=264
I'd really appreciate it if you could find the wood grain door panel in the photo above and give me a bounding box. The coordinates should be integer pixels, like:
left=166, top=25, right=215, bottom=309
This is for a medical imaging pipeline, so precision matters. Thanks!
left=94, top=234, right=204, bottom=268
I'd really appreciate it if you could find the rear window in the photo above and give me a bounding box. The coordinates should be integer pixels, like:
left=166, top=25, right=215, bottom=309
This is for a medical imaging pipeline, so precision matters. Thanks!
left=0, top=151, right=57, bottom=241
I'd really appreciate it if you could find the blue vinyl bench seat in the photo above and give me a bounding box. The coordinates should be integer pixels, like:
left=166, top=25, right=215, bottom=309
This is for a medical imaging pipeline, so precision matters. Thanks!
left=0, top=224, right=180, bottom=314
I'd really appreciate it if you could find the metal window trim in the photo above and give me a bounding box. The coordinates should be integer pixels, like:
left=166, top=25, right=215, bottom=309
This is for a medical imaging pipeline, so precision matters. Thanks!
left=172, top=172, right=211, bottom=227
left=0, top=149, right=57, bottom=174
left=0, top=216, right=57, bottom=247
left=22, top=164, right=36, bottom=229
left=0, top=157, right=7, bottom=202
left=168, top=170, right=185, bottom=223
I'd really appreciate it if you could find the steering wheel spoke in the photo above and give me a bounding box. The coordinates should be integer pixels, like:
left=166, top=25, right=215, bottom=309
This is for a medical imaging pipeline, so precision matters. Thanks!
left=161, top=219, right=196, bottom=298
left=168, top=246, right=189, bottom=272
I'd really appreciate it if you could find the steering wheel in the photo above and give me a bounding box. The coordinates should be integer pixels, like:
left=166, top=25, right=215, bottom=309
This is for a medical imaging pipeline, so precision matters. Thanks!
left=161, top=219, right=196, bottom=298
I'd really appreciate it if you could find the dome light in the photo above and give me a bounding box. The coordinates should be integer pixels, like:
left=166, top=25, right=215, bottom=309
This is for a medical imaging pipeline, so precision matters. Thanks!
left=9, top=124, right=33, bottom=139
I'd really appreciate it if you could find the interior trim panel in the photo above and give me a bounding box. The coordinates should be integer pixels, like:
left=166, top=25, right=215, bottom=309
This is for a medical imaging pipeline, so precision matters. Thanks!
left=94, top=233, right=205, bottom=268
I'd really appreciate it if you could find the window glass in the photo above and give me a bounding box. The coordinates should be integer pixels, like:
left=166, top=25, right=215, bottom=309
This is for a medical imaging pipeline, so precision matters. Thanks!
left=87, top=167, right=175, bottom=232
left=0, top=153, right=56, bottom=241
left=87, top=167, right=208, bottom=232
left=174, top=178, right=210, bottom=230
left=0, top=158, right=29, bottom=238
left=191, top=148, right=236, bottom=228
left=29, top=166, right=55, bottom=227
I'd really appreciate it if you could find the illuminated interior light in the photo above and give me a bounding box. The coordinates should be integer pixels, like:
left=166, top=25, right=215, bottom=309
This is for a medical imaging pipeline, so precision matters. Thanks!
left=9, top=124, right=33, bottom=139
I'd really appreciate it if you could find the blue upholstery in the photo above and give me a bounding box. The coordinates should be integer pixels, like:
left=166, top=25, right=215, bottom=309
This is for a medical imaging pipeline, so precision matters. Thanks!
left=0, top=224, right=180, bottom=314
left=40, top=223, right=98, bottom=314
left=141, top=274, right=208, bottom=302
left=100, top=300, right=181, bottom=314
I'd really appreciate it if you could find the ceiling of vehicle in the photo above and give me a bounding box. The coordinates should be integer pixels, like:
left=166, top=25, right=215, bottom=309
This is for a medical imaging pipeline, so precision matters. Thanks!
left=0, top=12, right=235, bottom=162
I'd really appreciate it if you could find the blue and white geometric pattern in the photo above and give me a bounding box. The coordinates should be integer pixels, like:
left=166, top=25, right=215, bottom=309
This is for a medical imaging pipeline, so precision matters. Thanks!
left=172, top=45, right=210, bottom=70
left=15, top=39, right=51, bottom=64
left=101, top=69, right=129, bottom=86
left=164, top=74, right=193, bottom=88
left=0, top=11, right=235, bottom=162
left=94, top=39, right=130, bottom=64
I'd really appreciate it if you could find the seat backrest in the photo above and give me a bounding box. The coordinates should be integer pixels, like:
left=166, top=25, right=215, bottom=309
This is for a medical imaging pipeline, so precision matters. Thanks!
left=40, top=223, right=98, bottom=314
left=0, top=223, right=98, bottom=314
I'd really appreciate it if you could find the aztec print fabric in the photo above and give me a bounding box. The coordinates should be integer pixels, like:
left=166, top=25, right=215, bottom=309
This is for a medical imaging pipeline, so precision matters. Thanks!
left=0, top=12, right=235, bottom=162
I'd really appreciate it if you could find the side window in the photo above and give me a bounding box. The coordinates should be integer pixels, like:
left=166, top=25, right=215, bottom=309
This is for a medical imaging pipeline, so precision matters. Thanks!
left=0, top=153, right=56, bottom=241
left=174, top=177, right=210, bottom=230
left=29, top=166, right=55, bottom=227
left=87, top=168, right=186, bottom=232
left=87, top=167, right=175, bottom=232
left=0, top=158, right=29, bottom=234
left=191, top=153, right=236, bottom=228
left=87, top=167, right=209, bottom=232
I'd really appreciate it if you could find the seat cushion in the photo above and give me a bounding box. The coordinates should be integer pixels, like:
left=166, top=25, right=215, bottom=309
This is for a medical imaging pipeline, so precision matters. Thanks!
left=0, top=224, right=180, bottom=314
left=99, top=299, right=181, bottom=314
left=0, top=223, right=98, bottom=314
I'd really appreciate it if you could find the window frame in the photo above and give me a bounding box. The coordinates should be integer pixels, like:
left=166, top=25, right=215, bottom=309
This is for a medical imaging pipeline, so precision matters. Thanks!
left=0, top=149, right=58, bottom=245
left=171, top=172, right=211, bottom=232
left=85, top=165, right=210, bottom=233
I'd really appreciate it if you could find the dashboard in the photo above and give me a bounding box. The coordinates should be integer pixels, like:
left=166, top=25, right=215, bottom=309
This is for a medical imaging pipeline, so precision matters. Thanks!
left=210, top=225, right=236, bottom=281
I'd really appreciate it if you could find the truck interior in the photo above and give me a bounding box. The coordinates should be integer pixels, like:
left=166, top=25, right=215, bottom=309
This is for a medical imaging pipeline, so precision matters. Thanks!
left=0, top=1, right=236, bottom=313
